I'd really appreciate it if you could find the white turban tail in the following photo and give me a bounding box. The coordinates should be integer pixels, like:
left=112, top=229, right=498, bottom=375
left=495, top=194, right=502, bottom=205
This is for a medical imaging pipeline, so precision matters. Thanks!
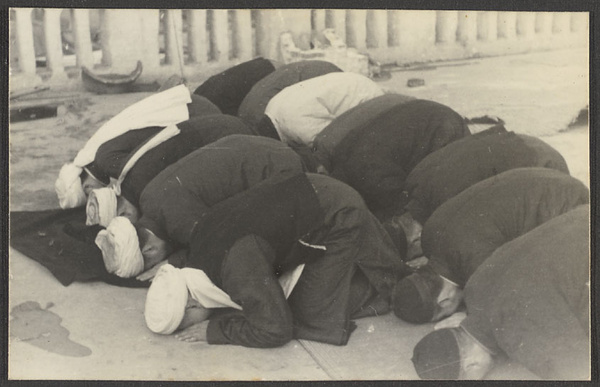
left=95, top=216, right=144, bottom=278
left=86, top=187, right=118, bottom=227
left=181, top=268, right=242, bottom=310
left=55, top=163, right=86, bottom=209
left=56, top=85, right=192, bottom=208
left=145, top=264, right=188, bottom=334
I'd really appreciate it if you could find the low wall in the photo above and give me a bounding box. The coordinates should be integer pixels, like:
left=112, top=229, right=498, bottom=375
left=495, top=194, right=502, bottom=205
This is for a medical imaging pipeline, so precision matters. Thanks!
left=9, top=8, right=589, bottom=89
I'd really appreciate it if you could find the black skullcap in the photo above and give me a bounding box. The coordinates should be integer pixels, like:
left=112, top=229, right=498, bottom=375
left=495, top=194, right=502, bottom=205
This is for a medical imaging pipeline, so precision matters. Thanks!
left=392, top=271, right=440, bottom=323
left=412, top=328, right=461, bottom=379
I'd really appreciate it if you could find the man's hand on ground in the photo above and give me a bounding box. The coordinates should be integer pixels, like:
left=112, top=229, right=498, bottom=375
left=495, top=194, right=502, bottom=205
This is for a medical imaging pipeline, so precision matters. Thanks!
left=136, top=260, right=167, bottom=282
left=175, top=320, right=209, bottom=343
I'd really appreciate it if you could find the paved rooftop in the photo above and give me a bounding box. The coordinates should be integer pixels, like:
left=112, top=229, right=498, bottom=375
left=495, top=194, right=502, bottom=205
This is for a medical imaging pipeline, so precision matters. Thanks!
left=8, top=47, right=589, bottom=381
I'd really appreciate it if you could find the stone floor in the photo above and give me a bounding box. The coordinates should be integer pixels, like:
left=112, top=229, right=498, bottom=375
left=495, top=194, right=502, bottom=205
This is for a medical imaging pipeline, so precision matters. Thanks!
left=8, top=47, right=589, bottom=380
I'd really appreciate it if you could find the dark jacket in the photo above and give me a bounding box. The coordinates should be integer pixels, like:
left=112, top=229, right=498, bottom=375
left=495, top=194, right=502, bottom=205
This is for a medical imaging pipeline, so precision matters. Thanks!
left=461, top=205, right=590, bottom=379
left=328, top=99, right=470, bottom=217
left=313, top=93, right=416, bottom=169
left=193, top=57, right=276, bottom=116
left=137, top=135, right=307, bottom=244
left=422, top=167, right=589, bottom=286
left=405, top=125, right=570, bottom=224
left=102, top=115, right=252, bottom=207
left=238, top=60, right=342, bottom=131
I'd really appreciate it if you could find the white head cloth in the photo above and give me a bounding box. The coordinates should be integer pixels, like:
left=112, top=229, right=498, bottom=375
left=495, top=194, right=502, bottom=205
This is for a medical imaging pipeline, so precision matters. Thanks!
left=55, top=85, right=191, bottom=209
left=112, top=124, right=181, bottom=196
left=145, top=264, right=188, bottom=334
left=181, top=268, right=242, bottom=310
left=55, top=163, right=87, bottom=209
left=86, top=187, right=118, bottom=227
left=95, top=216, right=144, bottom=278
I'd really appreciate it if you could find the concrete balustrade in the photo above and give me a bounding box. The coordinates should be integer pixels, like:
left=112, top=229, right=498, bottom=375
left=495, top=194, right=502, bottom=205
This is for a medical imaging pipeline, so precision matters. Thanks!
left=9, top=7, right=588, bottom=89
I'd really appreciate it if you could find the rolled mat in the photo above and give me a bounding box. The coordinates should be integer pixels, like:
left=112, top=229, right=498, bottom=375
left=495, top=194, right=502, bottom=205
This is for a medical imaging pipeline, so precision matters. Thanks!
left=9, top=207, right=148, bottom=288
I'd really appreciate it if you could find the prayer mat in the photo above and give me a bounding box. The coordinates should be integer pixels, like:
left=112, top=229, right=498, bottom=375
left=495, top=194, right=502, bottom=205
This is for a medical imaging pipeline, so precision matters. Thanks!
left=10, top=207, right=148, bottom=288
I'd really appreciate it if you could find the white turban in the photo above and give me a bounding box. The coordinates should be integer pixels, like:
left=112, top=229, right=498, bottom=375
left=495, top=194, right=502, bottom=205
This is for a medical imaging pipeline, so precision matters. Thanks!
left=86, top=187, right=118, bottom=227
left=145, top=264, right=188, bottom=334
left=55, top=163, right=86, bottom=209
left=181, top=268, right=242, bottom=310
left=95, top=216, right=144, bottom=278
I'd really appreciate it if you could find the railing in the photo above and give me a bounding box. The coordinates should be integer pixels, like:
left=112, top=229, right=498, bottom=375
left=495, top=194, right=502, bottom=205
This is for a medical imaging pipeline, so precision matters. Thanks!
left=9, top=9, right=589, bottom=88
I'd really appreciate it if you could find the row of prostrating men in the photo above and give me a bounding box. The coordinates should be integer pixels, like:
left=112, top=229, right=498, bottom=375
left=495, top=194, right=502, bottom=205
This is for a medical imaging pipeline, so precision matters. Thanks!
left=54, top=57, right=590, bottom=380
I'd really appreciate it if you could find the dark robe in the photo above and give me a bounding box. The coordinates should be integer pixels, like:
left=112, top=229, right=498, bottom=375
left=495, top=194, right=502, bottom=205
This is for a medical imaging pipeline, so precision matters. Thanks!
left=460, top=205, right=590, bottom=379
left=184, top=173, right=410, bottom=347
left=193, top=57, right=276, bottom=116
left=137, top=135, right=307, bottom=243
left=86, top=94, right=221, bottom=183
left=313, top=93, right=416, bottom=170
left=327, top=99, right=471, bottom=218
left=405, top=125, right=570, bottom=224
left=238, top=60, right=342, bottom=131
left=96, top=115, right=253, bottom=207
left=422, top=167, right=589, bottom=287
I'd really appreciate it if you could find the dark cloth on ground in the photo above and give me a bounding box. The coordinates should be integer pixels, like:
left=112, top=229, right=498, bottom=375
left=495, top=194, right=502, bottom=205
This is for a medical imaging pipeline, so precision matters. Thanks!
left=460, top=205, right=590, bottom=379
left=405, top=125, right=570, bottom=224
left=193, top=57, right=276, bottom=115
left=238, top=60, right=343, bottom=131
left=109, top=115, right=253, bottom=207
left=137, top=135, right=306, bottom=244
left=9, top=208, right=148, bottom=288
left=313, top=93, right=416, bottom=169
left=187, top=94, right=222, bottom=117
left=422, top=167, right=590, bottom=287
left=184, top=173, right=410, bottom=347
left=327, top=99, right=470, bottom=218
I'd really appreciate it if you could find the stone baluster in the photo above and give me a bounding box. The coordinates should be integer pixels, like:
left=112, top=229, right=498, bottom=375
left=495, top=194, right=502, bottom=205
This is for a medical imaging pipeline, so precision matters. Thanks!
left=346, top=10, right=367, bottom=50
left=326, top=10, right=347, bottom=44
left=71, top=9, right=94, bottom=68
left=497, top=12, right=517, bottom=39
left=313, top=9, right=326, bottom=33
left=13, top=8, right=37, bottom=75
left=517, top=12, right=536, bottom=38
left=552, top=12, right=571, bottom=34
left=43, top=8, right=68, bottom=80
left=366, top=9, right=388, bottom=48
left=435, top=11, right=458, bottom=43
left=477, top=11, right=498, bottom=41
left=233, top=9, right=253, bottom=61
left=188, top=9, right=207, bottom=64
left=164, top=9, right=184, bottom=67
left=535, top=12, right=554, bottom=35
left=211, top=9, right=230, bottom=62
left=457, top=11, right=477, bottom=44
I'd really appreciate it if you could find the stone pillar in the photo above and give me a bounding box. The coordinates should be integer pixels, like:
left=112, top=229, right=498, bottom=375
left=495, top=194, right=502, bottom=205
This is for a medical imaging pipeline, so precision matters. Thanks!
left=164, top=10, right=184, bottom=67
left=346, top=9, right=367, bottom=50
left=101, top=9, right=160, bottom=73
left=390, top=10, right=436, bottom=52
left=313, top=9, right=326, bottom=33
left=43, top=8, right=68, bottom=81
left=233, top=9, right=253, bottom=61
left=71, top=9, right=94, bottom=68
left=436, top=11, right=458, bottom=43
left=552, top=12, right=571, bottom=34
left=188, top=9, right=207, bottom=64
left=517, top=12, right=536, bottom=38
left=477, top=11, right=498, bottom=41
left=254, top=9, right=311, bottom=61
left=254, top=10, right=272, bottom=58
left=456, top=11, right=477, bottom=44
left=13, top=8, right=37, bottom=75
left=571, top=12, right=588, bottom=33
left=498, top=12, right=517, bottom=39
left=326, top=9, right=347, bottom=44
left=211, top=9, right=230, bottom=63
left=535, top=12, right=553, bottom=34
left=366, top=10, right=388, bottom=48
